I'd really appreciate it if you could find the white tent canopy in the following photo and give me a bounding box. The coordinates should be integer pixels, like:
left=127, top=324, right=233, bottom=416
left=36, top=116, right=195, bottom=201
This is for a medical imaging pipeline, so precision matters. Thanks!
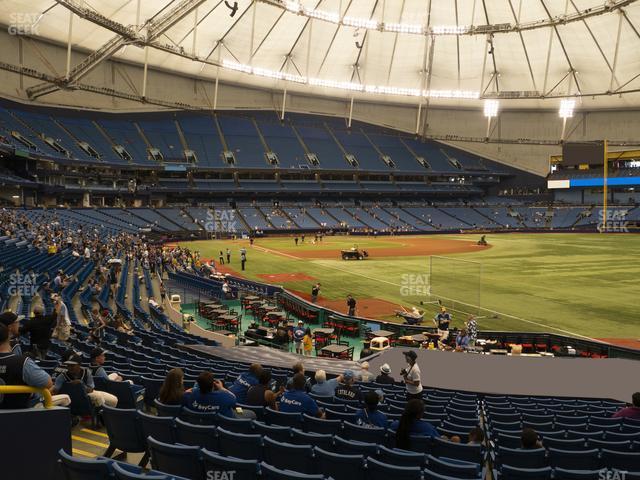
left=2, top=0, right=640, bottom=108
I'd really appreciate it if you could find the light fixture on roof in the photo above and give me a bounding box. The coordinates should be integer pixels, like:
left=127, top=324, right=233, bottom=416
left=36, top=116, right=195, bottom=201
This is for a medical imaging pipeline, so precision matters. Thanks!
left=432, top=25, right=469, bottom=35
left=559, top=98, right=576, bottom=118
left=559, top=98, right=576, bottom=142
left=384, top=23, right=423, bottom=34
left=484, top=99, right=499, bottom=118
left=343, top=17, right=378, bottom=29
left=484, top=99, right=499, bottom=141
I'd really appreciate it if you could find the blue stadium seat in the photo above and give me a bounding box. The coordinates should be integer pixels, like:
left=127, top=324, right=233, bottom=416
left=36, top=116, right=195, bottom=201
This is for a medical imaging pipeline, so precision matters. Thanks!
left=265, top=407, right=304, bottom=429
left=253, top=421, right=292, bottom=442
left=179, top=408, right=218, bottom=426
left=589, top=439, right=633, bottom=451
left=290, top=429, right=334, bottom=451
left=102, top=406, right=149, bottom=466
left=365, top=457, right=423, bottom=480
left=174, top=419, right=218, bottom=451
left=216, top=427, right=263, bottom=460
left=542, top=437, right=586, bottom=451
left=154, top=399, right=182, bottom=417
left=57, top=449, right=112, bottom=480
left=499, top=465, right=552, bottom=480
left=325, top=409, right=358, bottom=423
left=553, top=469, right=603, bottom=480
left=59, top=381, right=99, bottom=423
left=147, top=436, right=203, bottom=480
left=343, top=421, right=387, bottom=443
left=139, top=411, right=176, bottom=444
left=334, top=436, right=379, bottom=456
left=432, top=437, right=483, bottom=464
left=548, top=448, right=600, bottom=470
left=215, top=414, right=254, bottom=434
left=201, top=450, right=259, bottom=480
left=302, top=414, right=342, bottom=435
left=313, top=447, right=366, bottom=480
left=263, top=437, right=315, bottom=474
left=425, top=455, right=481, bottom=479
left=601, top=449, right=640, bottom=470
left=110, top=462, right=170, bottom=480
left=496, top=446, right=547, bottom=469
left=496, top=433, right=523, bottom=449
left=259, top=462, right=325, bottom=480
left=143, top=377, right=164, bottom=409
left=376, top=445, right=426, bottom=467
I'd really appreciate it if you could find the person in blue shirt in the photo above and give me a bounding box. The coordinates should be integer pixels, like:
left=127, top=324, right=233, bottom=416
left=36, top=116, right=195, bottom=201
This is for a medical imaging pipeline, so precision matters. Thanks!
left=391, top=399, right=439, bottom=449
left=293, top=321, right=305, bottom=354
left=310, top=369, right=339, bottom=396
left=229, top=363, right=262, bottom=403
left=455, top=329, right=470, bottom=351
left=183, top=371, right=237, bottom=417
left=355, top=391, right=388, bottom=428
left=279, top=373, right=324, bottom=417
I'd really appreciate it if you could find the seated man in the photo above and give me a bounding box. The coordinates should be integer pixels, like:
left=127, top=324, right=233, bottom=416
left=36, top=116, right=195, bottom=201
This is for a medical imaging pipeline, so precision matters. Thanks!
left=0, top=311, right=23, bottom=355
left=612, top=392, right=640, bottom=419
left=355, top=391, right=388, bottom=428
left=375, top=364, right=395, bottom=385
left=285, top=362, right=311, bottom=392
left=280, top=373, right=324, bottom=418
left=228, top=363, right=262, bottom=404
left=53, top=354, right=118, bottom=407
left=310, top=370, right=339, bottom=397
left=89, top=347, right=123, bottom=381
left=334, top=369, right=361, bottom=401
left=0, top=323, right=70, bottom=408
left=182, top=371, right=237, bottom=417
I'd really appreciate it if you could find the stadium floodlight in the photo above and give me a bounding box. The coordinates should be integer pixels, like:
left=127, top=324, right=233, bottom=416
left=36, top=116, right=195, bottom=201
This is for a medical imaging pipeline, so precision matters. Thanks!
left=484, top=99, right=499, bottom=140
left=384, top=23, right=423, bottom=34
left=432, top=25, right=469, bottom=35
left=343, top=16, right=378, bottom=29
left=559, top=99, right=576, bottom=118
left=484, top=99, right=499, bottom=118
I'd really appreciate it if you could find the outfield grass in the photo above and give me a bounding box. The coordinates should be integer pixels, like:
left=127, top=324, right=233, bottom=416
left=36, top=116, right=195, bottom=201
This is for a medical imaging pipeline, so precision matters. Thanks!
left=178, top=234, right=640, bottom=340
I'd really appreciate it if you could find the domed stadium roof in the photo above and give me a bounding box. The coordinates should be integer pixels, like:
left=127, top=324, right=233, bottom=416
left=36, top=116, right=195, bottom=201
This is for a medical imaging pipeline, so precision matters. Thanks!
left=3, top=0, right=640, bottom=109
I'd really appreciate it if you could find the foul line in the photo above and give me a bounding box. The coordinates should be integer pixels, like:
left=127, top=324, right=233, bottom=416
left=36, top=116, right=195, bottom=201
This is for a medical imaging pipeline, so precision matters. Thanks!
left=305, top=260, right=601, bottom=343
left=252, top=245, right=302, bottom=260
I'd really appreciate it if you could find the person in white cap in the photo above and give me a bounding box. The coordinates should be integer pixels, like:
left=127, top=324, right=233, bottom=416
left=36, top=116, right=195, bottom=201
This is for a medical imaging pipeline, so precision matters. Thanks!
left=375, top=363, right=395, bottom=384
left=293, top=320, right=305, bottom=355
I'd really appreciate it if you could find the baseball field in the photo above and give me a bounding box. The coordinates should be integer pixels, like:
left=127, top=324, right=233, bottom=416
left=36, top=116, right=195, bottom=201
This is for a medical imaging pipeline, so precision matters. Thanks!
left=177, top=233, right=640, bottom=346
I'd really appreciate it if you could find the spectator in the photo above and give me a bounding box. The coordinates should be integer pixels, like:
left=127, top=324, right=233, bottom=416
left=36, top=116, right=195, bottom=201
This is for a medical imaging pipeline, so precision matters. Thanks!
left=0, top=323, right=70, bottom=408
left=375, top=363, right=394, bottom=385
left=51, top=296, right=71, bottom=342
left=334, top=370, right=361, bottom=401
left=433, top=306, right=451, bottom=347
left=302, top=328, right=313, bottom=357
left=392, top=399, right=439, bottom=449
left=222, top=281, right=231, bottom=299
left=229, top=363, right=262, bottom=403
left=445, top=426, right=485, bottom=444
left=158, top=368, right=185, bottom=405
left=401, top=350, right=423, bottom=401
left=310, top=370, right=339, bottom=397
left=280, top=373, right=324, bottom=417
left=0, top=311, right=23, bottom=355
left=465, top=315, right=478, bottom=348
left=286, top=362, right=311, bottom=392
left=358, top=362, right=375, bottom=382
left=89, top=347, right=123, bottom=382
left=612, top=392, right=640, bottom=419
left=455, top=329, right=470, bottom=351
left=355, top=391, right=388, bottom=428
left=521, top=427, right=543, bottom=449
left=246, top=369, right=280, bottom=408
left=20, top=306, right=56, bottom=360
left=53, top=354, right=117, bottom=407
left=182, top=371, right=239, bottom=417
left=311, top=283, right=320, bottom=303
left=293, top=321, right=305, bottom=355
